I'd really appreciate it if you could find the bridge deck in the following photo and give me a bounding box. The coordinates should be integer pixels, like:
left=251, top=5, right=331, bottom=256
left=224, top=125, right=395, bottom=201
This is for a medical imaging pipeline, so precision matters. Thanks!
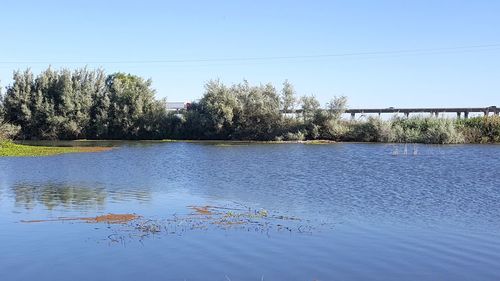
left=345, top=106, right=498, bottom=114
left=287, top=106, right=499, bottom=117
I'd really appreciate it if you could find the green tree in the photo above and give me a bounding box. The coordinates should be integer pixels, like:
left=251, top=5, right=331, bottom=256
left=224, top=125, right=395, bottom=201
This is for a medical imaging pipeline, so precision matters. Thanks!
left=0, top=82, right=20, bottom=139
left=197, top=79, right=239, bottom=139
left=106, top=73, right=160, bottom=139
left=233, top=81, right=282, bottom=140
left=3, top=69, right=34, bottom=139
left=88, top=69, right=111, bottom=138
left=300, top=95, right=320, bottom=122
left=281, top=80, right=296, bottom=113
left=327, top=96, right=348, bottom=119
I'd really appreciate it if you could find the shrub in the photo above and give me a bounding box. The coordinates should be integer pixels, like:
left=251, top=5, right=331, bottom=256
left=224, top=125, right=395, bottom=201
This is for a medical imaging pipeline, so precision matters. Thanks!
left=458, top=116, right=500, bottom=143
left=345, top=117, right=394, bottom=142
left=391, top=116, right=463, bottom=144
left=283, top=130, right=306, bottom=141
left=0, top=122, right=20, bottom=140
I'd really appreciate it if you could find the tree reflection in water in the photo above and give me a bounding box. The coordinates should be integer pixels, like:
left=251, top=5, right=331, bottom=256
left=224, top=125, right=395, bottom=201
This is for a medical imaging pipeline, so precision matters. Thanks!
left=11, top=182, right=150, bottom=210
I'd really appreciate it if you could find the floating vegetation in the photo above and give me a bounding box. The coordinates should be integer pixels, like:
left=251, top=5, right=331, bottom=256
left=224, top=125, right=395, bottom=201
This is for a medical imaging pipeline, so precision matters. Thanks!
left=20, top=204, right=315, bottom=244
left=121, top=205, right=311, bottom=243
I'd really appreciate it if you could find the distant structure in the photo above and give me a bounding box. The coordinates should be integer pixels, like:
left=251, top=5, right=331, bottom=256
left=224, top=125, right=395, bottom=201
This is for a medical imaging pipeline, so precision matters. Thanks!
left=344, top=106, right=499, bottom=119
left=288, top=106, right=499, bottom=119
left=166, top=101, right=191, bottom=112
left=167, top=102, right=498, bottom=118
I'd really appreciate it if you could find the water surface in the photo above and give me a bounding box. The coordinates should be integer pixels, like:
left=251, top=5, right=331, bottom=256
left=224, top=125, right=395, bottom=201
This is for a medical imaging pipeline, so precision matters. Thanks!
left=1, top=142, right=499, bottom=281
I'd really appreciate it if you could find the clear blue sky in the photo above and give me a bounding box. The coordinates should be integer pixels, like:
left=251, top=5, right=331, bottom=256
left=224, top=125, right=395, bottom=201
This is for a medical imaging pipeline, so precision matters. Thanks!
left=0, top=0, right=499, bottom=107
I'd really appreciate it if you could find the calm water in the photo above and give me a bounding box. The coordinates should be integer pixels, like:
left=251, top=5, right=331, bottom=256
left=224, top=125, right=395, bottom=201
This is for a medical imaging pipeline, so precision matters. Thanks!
left=1, top=142, right=500, bottom=281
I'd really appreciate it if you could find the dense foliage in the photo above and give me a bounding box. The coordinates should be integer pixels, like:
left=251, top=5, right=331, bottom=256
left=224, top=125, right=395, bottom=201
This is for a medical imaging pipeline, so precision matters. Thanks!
left=1, top=68, right=167, bottom=140
left=1, top=67, right=499, bottom=143
left=0, top=85, right=20, bottom=139
left=457, top=116, right=500, bottom=143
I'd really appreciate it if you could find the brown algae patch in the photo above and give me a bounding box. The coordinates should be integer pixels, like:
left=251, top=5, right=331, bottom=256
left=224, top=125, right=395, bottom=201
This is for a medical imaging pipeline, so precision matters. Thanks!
left=21, top=213, right=140, bottom=224
left=188, top=205, right=214, bottom=215
left=89, top=213, right=140, bottom=223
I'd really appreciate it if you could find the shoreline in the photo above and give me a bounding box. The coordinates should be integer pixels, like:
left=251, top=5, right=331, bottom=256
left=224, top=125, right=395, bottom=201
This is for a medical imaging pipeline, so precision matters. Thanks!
left=2, top=138, right=499, bottom=157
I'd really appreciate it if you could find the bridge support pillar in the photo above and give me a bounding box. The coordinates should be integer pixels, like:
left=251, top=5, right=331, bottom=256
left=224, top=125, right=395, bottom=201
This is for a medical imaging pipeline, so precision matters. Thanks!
left=464, top=111, right=469, bottom=119
left=457, top=112, right=461, bottom=118
left=351, top=112, right=355, bottom=119
left=404, top=112, right=409, bottom=118
left=484, top=110, right=490, bottom=116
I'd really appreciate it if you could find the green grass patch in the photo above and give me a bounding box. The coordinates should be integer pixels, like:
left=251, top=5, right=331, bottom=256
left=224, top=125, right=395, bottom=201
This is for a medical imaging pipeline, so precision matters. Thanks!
left=0, top=140, right=112, bottom=157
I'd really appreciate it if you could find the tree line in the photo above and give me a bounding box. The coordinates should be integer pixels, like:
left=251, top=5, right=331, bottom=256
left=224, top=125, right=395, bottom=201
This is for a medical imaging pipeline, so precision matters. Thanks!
left=1, top=67, right=499, bottom=143
left=0, top=67, right=348, bottom=141
left=1, top=68, right=167, bottom=140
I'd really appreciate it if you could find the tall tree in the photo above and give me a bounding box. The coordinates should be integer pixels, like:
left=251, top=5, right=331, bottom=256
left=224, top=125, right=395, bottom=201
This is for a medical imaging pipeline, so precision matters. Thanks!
left=300, top=95, right=320, bottom=122
left=233, top=81, right=282, bottom=140
left=3, top=69, right=34, bottom=139
left=106, top=73, right=159, bottom=139
left=326, top=95, right=348, bottom=120
left=197, top=79, right=239, bottom=139
left=281, top=80, right=296, bottom=113
left=88, top=69, right=110, bottom=138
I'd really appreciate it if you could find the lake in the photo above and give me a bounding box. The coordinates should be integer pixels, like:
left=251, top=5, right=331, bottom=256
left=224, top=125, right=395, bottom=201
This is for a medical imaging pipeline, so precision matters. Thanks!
left=1, top=142, right=500, bottom=281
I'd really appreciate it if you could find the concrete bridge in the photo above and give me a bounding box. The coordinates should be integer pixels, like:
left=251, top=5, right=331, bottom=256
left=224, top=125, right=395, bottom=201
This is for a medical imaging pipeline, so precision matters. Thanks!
left=345, top=106, right=499, bottom=118
left=288, top=106, right=499, bottom=118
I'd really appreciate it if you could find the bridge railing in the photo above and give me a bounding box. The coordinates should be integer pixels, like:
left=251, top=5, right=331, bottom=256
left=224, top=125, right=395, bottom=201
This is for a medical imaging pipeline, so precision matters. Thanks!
left=283, top=106, right=499, bottom=118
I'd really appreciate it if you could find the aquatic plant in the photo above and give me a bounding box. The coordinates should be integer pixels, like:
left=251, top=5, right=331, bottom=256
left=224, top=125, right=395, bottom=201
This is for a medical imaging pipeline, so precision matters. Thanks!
left=20, top=204, right=314, bottom=244
left=0, top=140, right=111, bottom=157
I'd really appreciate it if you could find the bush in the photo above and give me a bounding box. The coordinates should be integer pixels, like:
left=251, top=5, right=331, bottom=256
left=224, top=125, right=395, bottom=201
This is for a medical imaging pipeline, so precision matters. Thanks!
left=321, top=120, right=349, bottom=140
left=458, top=116, right=500, bottom=143
left=0, top=122, right=20, bottom=140
left=283, top=130, right=306, bottom=141
left=391, top=116, right=463, bottom=144
left=345, top=117, right=394, bottom=142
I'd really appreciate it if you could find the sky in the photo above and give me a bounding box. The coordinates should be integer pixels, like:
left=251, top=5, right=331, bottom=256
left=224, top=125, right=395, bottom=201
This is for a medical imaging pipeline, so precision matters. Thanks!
left=0, top=0, right=499, bottom=108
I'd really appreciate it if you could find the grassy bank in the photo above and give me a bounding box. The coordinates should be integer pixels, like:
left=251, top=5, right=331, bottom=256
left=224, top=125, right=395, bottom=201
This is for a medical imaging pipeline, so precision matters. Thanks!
left=0, top=140, right=112, bottom=157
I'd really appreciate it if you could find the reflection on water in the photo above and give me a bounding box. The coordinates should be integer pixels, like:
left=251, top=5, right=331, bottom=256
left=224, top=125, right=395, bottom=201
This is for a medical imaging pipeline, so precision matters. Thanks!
left=1, top=142, right=500, bottom=281
left=11, top=182, right=151, bottom=210
left=13, top=183, right=106, bottom=210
